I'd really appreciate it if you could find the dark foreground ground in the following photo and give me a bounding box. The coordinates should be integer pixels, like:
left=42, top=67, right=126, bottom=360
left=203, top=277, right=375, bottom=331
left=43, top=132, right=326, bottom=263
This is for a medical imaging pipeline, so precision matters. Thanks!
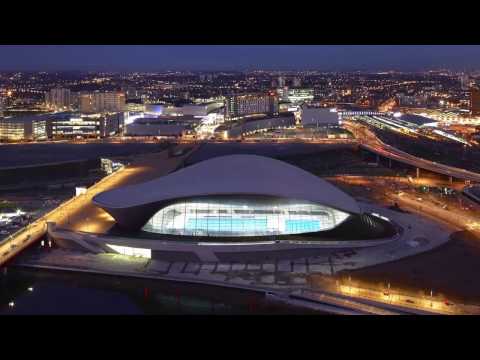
left=338, top=231, right=480, bottom=304
left=185, top=142, right=356, bottom=165
left=0, top=142, right=169, bottom=167
left=0, top=268, right=325, bottom=315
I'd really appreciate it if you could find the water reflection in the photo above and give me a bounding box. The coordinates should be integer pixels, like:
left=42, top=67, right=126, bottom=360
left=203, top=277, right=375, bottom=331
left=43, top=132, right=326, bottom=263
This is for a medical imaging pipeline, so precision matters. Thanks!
left=0, top=268, right=318, bottom=315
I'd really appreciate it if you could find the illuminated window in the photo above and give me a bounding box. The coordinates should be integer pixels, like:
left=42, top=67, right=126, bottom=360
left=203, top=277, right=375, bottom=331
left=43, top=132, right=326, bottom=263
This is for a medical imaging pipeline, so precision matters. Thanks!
left=106, top=244, right=151, bottom=258
left=142, top=196, right=350, bottom=237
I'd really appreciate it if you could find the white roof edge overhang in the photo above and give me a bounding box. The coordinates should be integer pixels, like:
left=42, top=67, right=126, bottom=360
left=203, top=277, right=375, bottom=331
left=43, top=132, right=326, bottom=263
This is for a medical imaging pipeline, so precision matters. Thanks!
left=93, top=191, right=360, bottom=215
left=92, top=155, right=361, bottom=216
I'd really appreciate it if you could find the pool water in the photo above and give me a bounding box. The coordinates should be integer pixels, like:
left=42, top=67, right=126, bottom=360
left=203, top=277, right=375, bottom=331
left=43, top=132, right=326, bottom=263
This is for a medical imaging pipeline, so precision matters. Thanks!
left=285, top=219, right=321, bottom=233
left=187, top=217, right=268, bottom=233
left=185, top=217, right=321, bottom=235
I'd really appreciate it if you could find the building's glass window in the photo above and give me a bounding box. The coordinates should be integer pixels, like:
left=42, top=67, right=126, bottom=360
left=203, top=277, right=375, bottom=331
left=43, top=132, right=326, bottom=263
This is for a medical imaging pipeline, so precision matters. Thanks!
left=142, top=196, right=350, bottom=237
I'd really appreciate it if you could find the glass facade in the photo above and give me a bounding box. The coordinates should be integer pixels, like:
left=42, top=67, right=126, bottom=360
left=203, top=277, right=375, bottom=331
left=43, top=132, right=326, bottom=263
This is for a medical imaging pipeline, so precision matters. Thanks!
left=142, top=196, right=350, bottom=237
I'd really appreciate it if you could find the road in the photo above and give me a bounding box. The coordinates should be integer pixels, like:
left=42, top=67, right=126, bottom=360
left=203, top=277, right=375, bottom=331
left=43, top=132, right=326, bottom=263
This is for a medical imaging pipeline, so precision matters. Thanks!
left=331, top=174, right=480, bottom=235
left=344, top=120, right=480, bottom=182
left=0, top=144, right=198, bottom=267
left=288, top=289, right=403, bottom=315
left=327, top=281, right=460, bottom=314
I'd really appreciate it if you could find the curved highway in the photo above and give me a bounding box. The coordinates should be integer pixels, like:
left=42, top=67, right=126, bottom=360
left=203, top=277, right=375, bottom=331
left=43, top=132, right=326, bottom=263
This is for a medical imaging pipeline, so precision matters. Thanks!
left=344, top=121, right=480, bottom=183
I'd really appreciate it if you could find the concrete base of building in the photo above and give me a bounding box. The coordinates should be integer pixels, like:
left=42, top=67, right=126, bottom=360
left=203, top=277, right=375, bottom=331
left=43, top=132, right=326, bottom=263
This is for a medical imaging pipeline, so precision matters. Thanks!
left=48, top=222, right=399, bottom=263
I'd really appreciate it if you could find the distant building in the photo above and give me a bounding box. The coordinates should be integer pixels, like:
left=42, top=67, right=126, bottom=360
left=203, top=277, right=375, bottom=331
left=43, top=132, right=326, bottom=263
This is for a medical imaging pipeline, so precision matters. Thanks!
left=224, top=93, right=279, bottom=120
left=125, top=116, right=194, bottom=138
left=287, top=88, right=314, bottom=104
left=0, top=112, right=122, bottom=141
left=95, top=91, right=125, bottom=113
left=144, top=102, right=223, bottom=117
left=0, top=116, right=48, bottom=141
left=301, top=107, right=339, bottom=127
left=276, top=86, right=289, bottom=101
left=470, top=87, right=480, bottom=116
left=78, top=93, right=95, bottom=113
left=391, top=108, right=472, bottom=124
left=125, top=123, right=186, bottom=138
left=126, top=99, right=146, bottom=112
left=199, top=74, right=214, bottom=82
left=0, top=96, right=4, bottom=117
left=278, top=76, right=286, bottom=88
left=49, top=113, right=122, bottom=139
left=167, top=103, right=223, bottom=117
left=45, top=88, right=72, bottom=111
left=104, top=113, right=124, bottom=137
left=144, top=104, right=165, bottom=115
left=292, top=77, right=302, bottom=88
left=124, top=87, right=139, bottom=100
left=460, top=74, right=470, bottom=91
left=396, top=93, right=427, bottom=108
left=225, top=115, right=296, bottom=139
left=50, top=116, right=101, bottom=138
left=78, top=91, right=126, bottom=114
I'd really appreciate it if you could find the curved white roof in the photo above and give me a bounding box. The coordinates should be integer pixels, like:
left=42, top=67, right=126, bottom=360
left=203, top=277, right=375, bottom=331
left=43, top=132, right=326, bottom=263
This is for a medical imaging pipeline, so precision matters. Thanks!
left=93, top=154, right=360, bottom=214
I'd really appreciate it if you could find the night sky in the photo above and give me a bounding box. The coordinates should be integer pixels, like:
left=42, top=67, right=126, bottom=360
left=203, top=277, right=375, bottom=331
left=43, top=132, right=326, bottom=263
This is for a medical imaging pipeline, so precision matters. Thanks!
left=0, top=45, right=479, bottom=72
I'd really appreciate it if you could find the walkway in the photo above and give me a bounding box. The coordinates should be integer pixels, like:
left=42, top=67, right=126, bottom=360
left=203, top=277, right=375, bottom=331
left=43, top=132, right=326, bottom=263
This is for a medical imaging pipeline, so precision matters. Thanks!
left=0, top=144, right=199, bottom=267
left=344, top=121, right=480, bottom=182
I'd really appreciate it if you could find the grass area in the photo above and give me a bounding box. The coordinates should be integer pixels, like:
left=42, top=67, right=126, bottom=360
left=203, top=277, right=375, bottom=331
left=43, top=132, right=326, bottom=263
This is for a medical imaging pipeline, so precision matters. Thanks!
left=339, top=230, right=480, bottom=305
left=278, top=148, right=399, bottom=177
left=0, top=200, right=17, bottom=212
left=374, top=127, right=480, bottom=173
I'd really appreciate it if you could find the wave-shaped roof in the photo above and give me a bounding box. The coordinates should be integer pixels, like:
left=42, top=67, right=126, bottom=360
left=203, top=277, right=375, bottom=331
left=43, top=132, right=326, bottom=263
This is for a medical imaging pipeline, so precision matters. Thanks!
left=93, top=154, right=360, bottom=214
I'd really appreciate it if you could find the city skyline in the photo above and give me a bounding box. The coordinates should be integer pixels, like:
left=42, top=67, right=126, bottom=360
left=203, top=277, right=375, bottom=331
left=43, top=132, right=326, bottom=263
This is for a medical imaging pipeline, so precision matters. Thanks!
left=1, top=45, right=480, bottom=72
left=2, top=43, right=480, bottom=316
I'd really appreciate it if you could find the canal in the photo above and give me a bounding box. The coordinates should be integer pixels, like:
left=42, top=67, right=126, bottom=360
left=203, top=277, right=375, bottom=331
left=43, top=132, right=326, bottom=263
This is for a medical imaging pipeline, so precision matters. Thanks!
left=0, top=267, right=324, bottom=315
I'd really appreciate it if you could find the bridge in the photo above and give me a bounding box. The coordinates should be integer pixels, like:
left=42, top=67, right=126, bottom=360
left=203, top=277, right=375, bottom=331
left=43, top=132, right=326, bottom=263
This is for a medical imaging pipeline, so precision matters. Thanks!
left=0, top=144, right=199, bottom=267
left=269, top=288, right=460, bottom=315
left=344, top=121, right=480, bottom=183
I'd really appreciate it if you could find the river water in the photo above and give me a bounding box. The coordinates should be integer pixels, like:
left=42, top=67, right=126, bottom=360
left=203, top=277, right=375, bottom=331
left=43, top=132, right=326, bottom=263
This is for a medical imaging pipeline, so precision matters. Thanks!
left=0, top=267, right=322, bottom=315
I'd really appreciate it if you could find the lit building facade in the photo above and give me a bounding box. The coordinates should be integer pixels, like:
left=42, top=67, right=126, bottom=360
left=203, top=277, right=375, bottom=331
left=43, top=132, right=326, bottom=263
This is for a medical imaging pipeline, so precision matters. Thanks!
left=0, top=117, right=47, bottom=141
left=50, top=117, right=102, bottom=138
left=78, top=93, right=95, bottom=113
left=78, top=91, right=126, bottom=114
left=126, top=100, right=146, bottom=112
left=225, top=93, right=279, bottom=120
left=225, top=116, right=295, bottom=139
left=50, top=113, right=122, bottom=138
left=470, top=87, right=480, bottom=116
left=0, top=96, right=5, bottom=117
left=287, top=88, right=314, bottom=104
left=45, top=88, right=72, bottom=111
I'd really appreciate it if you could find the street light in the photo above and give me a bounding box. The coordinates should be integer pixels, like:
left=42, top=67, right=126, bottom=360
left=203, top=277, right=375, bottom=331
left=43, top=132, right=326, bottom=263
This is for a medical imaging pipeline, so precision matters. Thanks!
left=388, top=282, right=391, bottom=303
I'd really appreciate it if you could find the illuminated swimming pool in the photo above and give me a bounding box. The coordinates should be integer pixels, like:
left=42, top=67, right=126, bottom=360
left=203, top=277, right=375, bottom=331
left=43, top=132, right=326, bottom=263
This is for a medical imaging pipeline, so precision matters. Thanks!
left=187, top=218, right=268, bottom=233
left=285, top=219, right=321, bottom=233
left=142, top=196, right=349, bottom=237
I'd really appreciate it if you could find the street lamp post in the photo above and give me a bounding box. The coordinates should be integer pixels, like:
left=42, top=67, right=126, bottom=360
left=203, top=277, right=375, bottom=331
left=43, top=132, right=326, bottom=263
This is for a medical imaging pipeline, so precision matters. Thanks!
left=388, top=282, right=391, bottom=303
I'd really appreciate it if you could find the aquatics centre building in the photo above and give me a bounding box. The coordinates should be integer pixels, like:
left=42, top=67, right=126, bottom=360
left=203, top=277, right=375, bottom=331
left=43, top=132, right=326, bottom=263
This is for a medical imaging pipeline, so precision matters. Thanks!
left=50, top=155, right=397, bottom=262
